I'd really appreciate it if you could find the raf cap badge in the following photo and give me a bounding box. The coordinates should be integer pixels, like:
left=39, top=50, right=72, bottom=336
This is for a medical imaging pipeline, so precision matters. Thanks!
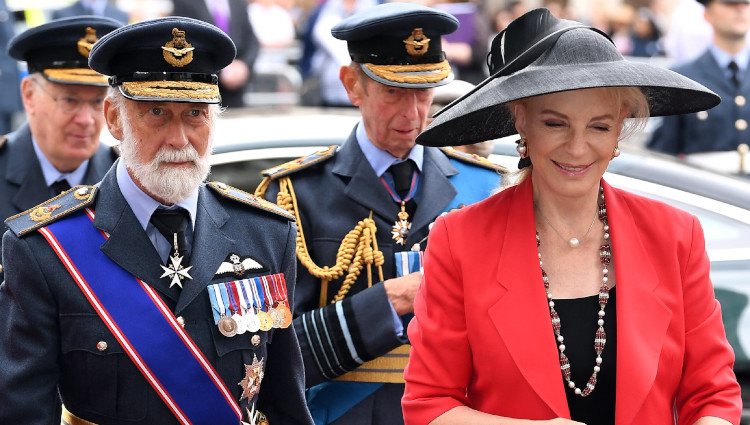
left=77, top=27, right=98, bottom=58
left=216, top=253, right=266, bottom=278
left=239, top=354, right=265, bottom=402
left=162, top=27, right=195, bottom=67
left=404, top=28, right=430, bottom=57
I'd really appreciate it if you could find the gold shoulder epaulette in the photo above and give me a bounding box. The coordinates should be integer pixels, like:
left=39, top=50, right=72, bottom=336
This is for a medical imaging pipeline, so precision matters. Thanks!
left=208, top=181, right=294, bottom=221
left=440, top=147, right=508, bottom=173
left=5, top=185, right=98, bottom=237
left=0, top=135, right=7, bottom=151
left=261, top=145, right=337, bottom=180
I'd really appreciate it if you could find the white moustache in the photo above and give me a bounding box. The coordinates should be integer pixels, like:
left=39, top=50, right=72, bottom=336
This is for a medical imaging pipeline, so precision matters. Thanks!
left=154, top=145, right=201, bottom=165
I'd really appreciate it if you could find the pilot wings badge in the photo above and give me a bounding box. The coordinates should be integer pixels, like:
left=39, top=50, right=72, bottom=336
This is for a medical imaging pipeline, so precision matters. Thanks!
left=215, top=253, right=266, bottom=278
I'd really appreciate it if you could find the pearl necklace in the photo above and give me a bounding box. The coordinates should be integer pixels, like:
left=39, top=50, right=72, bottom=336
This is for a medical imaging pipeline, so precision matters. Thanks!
left=536, top=186, right=612, bottom=397
left=537, top=207, right=597, bottom=248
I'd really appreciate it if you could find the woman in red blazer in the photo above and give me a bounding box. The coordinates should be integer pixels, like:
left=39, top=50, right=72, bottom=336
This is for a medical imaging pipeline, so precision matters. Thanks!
left=403, top=8, right=742, bottom=425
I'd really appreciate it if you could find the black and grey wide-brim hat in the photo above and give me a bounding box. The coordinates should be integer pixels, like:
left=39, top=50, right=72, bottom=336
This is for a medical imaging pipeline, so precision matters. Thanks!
left=8, top=16, right=123, bottom=86
left=332, top=2, right=459, bottom=89
left=89, top=17, right=236, bottom=103
left=417, top=8, right=720, bottom=147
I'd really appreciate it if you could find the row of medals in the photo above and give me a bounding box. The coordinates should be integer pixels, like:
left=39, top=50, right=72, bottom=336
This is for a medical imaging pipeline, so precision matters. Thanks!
left=218, top=301, right=292, bottom=338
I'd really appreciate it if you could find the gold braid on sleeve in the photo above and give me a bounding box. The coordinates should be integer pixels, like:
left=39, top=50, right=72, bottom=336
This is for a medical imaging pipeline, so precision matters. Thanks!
left=271, top=176, right=384, bottom=307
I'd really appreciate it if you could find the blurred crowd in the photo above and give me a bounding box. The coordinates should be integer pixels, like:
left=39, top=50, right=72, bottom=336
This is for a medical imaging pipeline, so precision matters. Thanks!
left=1, top=0, right=749, bottom=173
left=0, top=0, right=730, bottom=109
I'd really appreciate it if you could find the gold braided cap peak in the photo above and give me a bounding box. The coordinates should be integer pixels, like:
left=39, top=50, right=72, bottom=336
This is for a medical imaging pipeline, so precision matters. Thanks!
left=261, top=145, right=337, bottom=180
left=207, top=181, right=294, bottom=221
left=440, top=147, right=509, bottom=173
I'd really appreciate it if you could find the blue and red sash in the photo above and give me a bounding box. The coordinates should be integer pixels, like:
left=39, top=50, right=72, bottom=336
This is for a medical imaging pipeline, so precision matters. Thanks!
left=39, top=209, right=241, bottom=425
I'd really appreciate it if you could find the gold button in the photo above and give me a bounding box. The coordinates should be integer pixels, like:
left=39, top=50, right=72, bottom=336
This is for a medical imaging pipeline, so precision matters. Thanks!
left=251, top=334, right=261, bottom=346
left=696, top=111, right=709, bottom=120
left=217, top=182, right=228, bottom=190
left=0, top=263, right=3, bottom=274
left=176, top=316, right=185, bottom=327
left=737, top=119, right=748, bottom=131
left=96, top=341, right=108, bottom=351
left=76, top=187, right=88, bottom=196
left=736, top=95, right=746, bottom=107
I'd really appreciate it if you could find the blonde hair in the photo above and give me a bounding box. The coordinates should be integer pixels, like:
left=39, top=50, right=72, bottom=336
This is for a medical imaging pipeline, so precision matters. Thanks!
left=502, top=86, right=649, bottom=188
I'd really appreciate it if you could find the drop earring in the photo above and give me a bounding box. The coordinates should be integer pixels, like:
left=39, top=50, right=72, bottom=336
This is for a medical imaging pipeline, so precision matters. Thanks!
left=516, top=138, right=528, bottom=158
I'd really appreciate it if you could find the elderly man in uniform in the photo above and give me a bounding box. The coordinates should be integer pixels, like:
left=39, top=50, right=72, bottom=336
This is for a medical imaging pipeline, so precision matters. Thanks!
left=255, top=3, right=506, bottom=424
left=0, top=16, right=121, bottom=281
left=647, top=0, right=750, bottom=155
left=0, top=17, right=313, bottom=425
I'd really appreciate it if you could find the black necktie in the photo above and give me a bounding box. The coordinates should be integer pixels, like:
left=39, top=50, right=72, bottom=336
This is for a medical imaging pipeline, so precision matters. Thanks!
left=50, top=179, right=71, bottom=195
left=150, top=208, right=191, bottom=265
left=388, top=159, right=416, bottom=198
left=729, top=60, right=741, bottom=88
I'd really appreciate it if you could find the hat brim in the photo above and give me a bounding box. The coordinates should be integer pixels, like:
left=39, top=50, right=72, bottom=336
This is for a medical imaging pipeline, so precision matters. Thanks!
left=119, top=80, right=221, bottom=103
left=361, top=59, right=454, bottom=88
left=42, top=68, right=109, bottom=86
left=417, top=60, right=720, bottom=147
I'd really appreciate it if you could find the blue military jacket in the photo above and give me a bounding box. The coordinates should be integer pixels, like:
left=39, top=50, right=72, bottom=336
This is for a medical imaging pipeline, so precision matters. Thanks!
left=0, top=165, right=313, bottom=424
left=647, top=49, right=750, bottom=154
left=0, top=124, right=117, bottom=281
left=260, top=128, right=505, bottom=425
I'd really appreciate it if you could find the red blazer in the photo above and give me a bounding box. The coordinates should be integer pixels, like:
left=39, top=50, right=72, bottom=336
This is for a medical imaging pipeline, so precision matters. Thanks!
left=403, top=178, right=741, bottom=425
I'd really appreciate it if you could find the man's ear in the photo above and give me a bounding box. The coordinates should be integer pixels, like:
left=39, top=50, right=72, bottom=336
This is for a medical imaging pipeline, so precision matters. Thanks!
left=340, top=65, right=363, bottom=107
left=20, top=77, right=37, bottom=115
left=104, top=97, right=123, bottom=141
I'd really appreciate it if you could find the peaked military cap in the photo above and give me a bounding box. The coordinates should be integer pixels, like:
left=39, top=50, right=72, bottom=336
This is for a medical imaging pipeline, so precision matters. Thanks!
left=89, top=16, right=236, bottom=103
left=332, top=2, right=459, bottom=88
left=8, top=16, right=123, bottom=86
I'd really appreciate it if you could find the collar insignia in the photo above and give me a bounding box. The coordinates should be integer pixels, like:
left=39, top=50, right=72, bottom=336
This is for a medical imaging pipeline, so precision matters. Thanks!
left=77, top=27, right=98, bottom=58
left=215, top=253, right=266, bottom=278
left=162, top=28, right=195, bottom=67
left=404, top=28, right=430, bottom=57
left=239, top=354, right=264, bottom=402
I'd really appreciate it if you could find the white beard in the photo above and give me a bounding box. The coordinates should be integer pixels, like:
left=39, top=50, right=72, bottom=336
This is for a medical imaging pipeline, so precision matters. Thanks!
left=119, top=120, right=212, bottom=205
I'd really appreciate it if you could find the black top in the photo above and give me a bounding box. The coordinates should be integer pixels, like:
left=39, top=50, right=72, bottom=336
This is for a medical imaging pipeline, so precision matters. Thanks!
left=553, top=286, right=617, bottom=425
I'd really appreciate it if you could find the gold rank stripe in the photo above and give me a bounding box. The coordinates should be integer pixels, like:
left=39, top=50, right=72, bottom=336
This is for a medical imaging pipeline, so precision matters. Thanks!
left=335, top=345, right=410, bottom=384
left=43, top=68, right=108, bottom=86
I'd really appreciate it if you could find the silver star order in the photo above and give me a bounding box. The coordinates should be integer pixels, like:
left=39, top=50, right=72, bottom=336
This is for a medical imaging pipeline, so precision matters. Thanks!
left=391, top=219, right=411, bottom=246
left=160, top=254, right=193, bottom=288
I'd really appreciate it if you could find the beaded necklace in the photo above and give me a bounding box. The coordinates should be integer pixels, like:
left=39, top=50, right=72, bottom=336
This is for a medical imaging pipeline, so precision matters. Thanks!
left=536, top=186, right=612, bottom=397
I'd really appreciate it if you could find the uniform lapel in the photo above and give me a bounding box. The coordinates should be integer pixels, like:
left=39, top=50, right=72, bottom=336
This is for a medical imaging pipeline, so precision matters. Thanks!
left=699, top=52, right=735, bottom=94
left=175, top=186, right=235, bottom=315
left=408, top=147, right=457, bottom=244
left=489, top=178, right=570, bottom=417
left=604, top=182, right=672, bottom=425
left=6, top=125, right=51, bottom=212
left=332, top=129, right=398, bottom=221
left=93, top=166, right=177, bottom=302
left=83, top=143, right=115, bottom=185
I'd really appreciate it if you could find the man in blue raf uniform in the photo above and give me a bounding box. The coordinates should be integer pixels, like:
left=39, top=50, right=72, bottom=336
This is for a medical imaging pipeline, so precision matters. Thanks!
left=255, top=3, right=506, bottom=424
left=0, top=17, right=313, bottom=425
left=0, top=16, right=121, bottom=280
left=647, top=0, right=750, bottom=155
